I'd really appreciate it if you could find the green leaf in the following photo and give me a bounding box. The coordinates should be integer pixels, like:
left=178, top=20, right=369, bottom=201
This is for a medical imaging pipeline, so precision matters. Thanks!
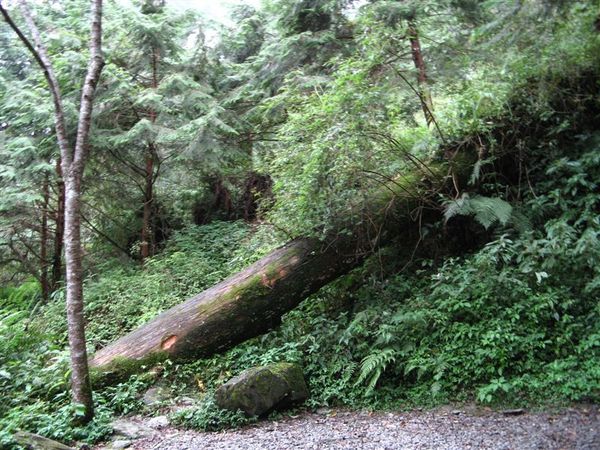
left=444, top=194, right=513, bottom=230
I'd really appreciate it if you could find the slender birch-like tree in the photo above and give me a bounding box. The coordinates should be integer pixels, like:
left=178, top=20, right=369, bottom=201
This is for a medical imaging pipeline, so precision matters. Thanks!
left=0, top=0, right=104, bottom=422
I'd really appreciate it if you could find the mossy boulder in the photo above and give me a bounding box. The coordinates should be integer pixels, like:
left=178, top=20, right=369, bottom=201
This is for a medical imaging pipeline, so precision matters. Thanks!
left=215, top=362, right=308, bottom=416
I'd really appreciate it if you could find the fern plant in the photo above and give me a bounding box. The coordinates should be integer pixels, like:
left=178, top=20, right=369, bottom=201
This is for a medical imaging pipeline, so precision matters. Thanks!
left=356, top=347, right=397, bottom=393
left=443, top=193, right=513, bottom=229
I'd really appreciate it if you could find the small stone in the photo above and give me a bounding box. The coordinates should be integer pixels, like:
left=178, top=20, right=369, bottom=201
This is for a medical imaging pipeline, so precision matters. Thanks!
left=452, top=410, right=462, bottom=415
left=109, top=440, right=131, bottom=450
left=178, top=396, right=195, bottom=406
left=112, top=419, right=151, bottom=439
left=502, top=408, right=525, bottom=416
left=142, top=386, right=170, bottom=406
left=147, top=415, right=169, bottom=429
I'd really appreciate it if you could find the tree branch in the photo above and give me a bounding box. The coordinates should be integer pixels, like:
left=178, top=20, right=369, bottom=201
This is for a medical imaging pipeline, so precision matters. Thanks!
left=80, top=212, right=131, bottom=256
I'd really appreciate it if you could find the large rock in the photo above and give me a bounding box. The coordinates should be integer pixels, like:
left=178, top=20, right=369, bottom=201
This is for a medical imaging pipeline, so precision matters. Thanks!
left=12, top=431, right=74, bottom=450
left=215, top=362, right=308, bottom=416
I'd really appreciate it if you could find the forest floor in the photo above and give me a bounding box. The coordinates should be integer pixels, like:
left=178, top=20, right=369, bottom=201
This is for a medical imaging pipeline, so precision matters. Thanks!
left=95, top=404, right=600, bottom=450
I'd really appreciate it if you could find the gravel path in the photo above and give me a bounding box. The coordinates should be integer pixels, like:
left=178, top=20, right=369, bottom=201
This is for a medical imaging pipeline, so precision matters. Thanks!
left=99, top=406, right=600, bottom=450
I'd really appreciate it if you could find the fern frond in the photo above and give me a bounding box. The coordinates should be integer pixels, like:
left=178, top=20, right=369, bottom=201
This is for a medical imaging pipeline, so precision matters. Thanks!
left=470, top=195, right=512, bottom=229
left=356, top=347, right=396, bottom=392
left=444, top=194, right=513, bottom=230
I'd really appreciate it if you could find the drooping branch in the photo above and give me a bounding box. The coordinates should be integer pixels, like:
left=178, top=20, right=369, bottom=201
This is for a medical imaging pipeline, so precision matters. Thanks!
left=80, top=212, right=131, bottom=256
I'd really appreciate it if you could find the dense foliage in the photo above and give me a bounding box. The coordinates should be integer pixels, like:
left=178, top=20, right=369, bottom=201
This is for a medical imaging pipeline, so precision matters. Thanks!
left=1, top=0, right=599, bottom=447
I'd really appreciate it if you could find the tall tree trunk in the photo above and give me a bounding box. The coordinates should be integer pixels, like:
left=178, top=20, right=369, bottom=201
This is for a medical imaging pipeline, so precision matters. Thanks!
left=64, top=0, right=104, bottom=422
left=40, top=175, right=50, bottom=303
left=63, top=174, right=94, bottom=421
left=407, top=18, right=434, bottom=126
left=140, top=148, right=154, bottom=260
left=51, top=157, right=65, bottom=292
left=140, top=47, right=159, bottom=260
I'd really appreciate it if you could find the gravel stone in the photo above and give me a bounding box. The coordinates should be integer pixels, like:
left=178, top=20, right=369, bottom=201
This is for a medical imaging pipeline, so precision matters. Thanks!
left=111, top=419, right=152, bottom=439
left=108, top=439, right=131, bottom=449
left=142, top=387, right=171, bottom=406
left=147, top=416, right=169, bottom=429
left=96, top=406, right=600, bottom=450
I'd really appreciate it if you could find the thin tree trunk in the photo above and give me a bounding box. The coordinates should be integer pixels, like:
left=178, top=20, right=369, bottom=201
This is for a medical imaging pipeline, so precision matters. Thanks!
left=40, top=175, right=50, bottom=303
left=63, top=174, right=93, bottom=421
left=63, top=0, right=104, bottom=422
left=407, top=18, right=434, bottom=126
left=140, top=47, right=159, bottom=260
left=140, top=149, right=154, bottom=259
left=51, top=157, right=65, bottom=292
left=2, top=0, right=105, bottom=423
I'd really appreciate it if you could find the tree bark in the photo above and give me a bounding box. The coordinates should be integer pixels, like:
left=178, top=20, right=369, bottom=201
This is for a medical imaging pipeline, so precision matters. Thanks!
left=40, top=174, right=50, bottom=303
left=51, top=157, right=65, bottom=292
left=140, top=148, right=154, bottom=259
left=140, top=47, right=159, bottom=260
left=63, top=174, right=94, bottom=421
left=407, top=18, right=434, bottom=126
left=62, top=0, right=104, bottom=423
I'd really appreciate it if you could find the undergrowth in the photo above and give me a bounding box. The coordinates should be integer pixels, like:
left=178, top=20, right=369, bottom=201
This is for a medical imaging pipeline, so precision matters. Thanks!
left=0, top=221, right=282, bottom=448
left=169, top=133, right=599, bottom=430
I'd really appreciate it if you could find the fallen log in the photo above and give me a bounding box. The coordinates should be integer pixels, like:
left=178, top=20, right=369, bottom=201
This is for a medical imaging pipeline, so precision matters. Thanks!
left=91, top=235, right=371, bottom=382
left=90, top=155, right=469, bottom=383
